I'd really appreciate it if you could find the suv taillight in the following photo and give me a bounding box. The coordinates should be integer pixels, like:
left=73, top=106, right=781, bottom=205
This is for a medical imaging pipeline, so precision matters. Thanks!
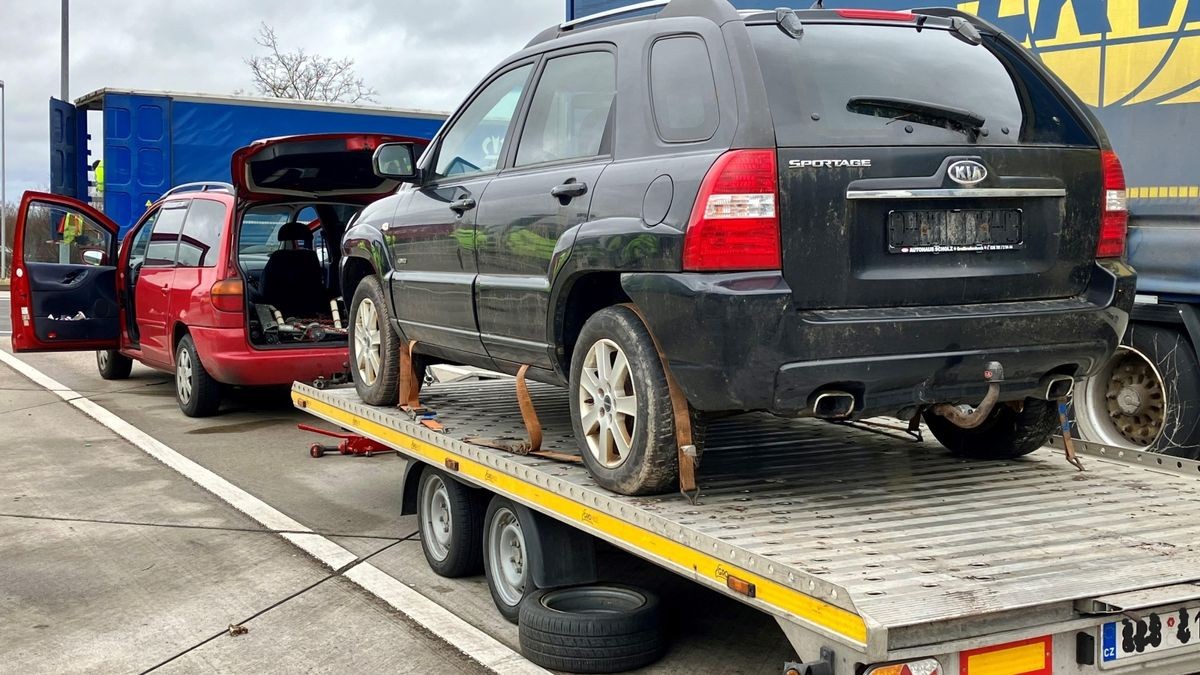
left=682, top=149, right=781, bottom=271
left=1098, top=150, right=1128, bottom=259
left=210, top=278, right=244, bottom=313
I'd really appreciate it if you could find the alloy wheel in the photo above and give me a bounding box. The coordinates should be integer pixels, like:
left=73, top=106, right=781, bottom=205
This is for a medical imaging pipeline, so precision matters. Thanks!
left=354, top=297, right=383, bottom=387
left=578, top=338, right=638, bottom=468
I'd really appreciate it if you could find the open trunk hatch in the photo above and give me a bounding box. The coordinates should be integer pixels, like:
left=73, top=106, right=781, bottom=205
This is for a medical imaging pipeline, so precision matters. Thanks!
left=231, top=133, right=426, bottom=202
left=749, top=18, right=1103, bottom=309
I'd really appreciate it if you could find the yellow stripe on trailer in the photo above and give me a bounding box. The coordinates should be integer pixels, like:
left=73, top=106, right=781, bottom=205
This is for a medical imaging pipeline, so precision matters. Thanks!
left=294, top=390, right=869, bottom=646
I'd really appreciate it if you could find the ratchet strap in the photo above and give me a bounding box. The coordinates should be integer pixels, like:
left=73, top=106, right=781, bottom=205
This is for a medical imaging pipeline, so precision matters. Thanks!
left=620, top=304, right=700, bottom=504
left=465, top=365, right=582, bottom=464
left=398, top=340, right=424, bottom=412
left=1058, top=399, right=1085, bottom=471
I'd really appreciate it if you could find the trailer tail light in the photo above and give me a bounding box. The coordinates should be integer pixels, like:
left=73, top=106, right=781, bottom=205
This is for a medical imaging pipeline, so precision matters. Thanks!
left=863, top=658, right=941, bottom=675
left=1097, top=150, right=1128, bottom=259
left=960, top=636, right=1052, bottom=675
left=836, top=9, right=916, bottom=21
left=210, top=278, right=244, bottom=313
left=683, top=149, right=781, bottom=271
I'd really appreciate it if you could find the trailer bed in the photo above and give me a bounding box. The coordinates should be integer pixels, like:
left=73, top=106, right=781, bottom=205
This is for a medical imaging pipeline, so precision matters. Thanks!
left=293, top=380, right=1200, bottom=666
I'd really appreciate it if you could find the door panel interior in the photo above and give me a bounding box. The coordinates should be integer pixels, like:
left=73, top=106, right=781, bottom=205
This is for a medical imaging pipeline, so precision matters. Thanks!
left=24, top=261, right=120, bottom=343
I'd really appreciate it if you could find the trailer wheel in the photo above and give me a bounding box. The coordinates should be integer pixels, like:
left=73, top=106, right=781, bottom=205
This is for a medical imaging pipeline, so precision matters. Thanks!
left=1074, top=325, right=1200, bottom=458
left=483, top=497, right=533, bottom=623
left=924, top=397, right=1058, bottom=459
left=417, top=469, right=484, bottom=577
left=518, top=584, right=666, bottom=673
left=96, top=349, right=133, bottom=380
left=349, top=276, right=401, bottom=406
left=570, top=305, right=697, bottom=496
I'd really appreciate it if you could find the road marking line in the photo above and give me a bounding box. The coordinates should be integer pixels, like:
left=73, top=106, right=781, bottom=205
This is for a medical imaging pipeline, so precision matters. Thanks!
left=0, top=349, right=546, bottom=675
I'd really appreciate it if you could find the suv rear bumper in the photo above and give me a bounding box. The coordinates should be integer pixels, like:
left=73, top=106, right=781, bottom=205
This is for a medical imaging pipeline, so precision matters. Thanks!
left=621, top=261, right=1136, bottom=416
left=188, top=325, right=348, bottom=387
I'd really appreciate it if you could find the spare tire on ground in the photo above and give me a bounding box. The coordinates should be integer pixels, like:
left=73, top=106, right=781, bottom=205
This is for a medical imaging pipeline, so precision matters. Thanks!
left=517, top=584, right=666, bottom=673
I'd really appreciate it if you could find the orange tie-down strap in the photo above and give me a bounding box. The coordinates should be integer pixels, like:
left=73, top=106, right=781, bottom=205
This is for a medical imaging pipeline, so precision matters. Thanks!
left=398, top=340, right=423, bottom=411
left=464, top=365, right=583, bottom=465
left=619, top=304, right=699, bottom=501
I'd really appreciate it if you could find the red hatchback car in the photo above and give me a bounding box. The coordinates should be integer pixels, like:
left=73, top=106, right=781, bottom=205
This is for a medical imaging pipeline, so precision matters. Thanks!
left=8, top=133, right=422, bottom=416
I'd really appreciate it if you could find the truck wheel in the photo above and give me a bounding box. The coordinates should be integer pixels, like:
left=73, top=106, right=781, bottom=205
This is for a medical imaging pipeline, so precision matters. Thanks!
left=483, top=496, right=533, bottom=624
left=518, top=584, right=666, bottom=673
left=569, top=306, right=693, bottom=496
left=175, top=334, right=221, bottom=417
left=924, top=398, right=1058, bottom=460
left=1075, top=325, right=1200, bottom=458
left=96, top=349, right=133, bottom=380
left=349, top=276, right=400, bottom=406
left=417, top=468, right=484, bottom=577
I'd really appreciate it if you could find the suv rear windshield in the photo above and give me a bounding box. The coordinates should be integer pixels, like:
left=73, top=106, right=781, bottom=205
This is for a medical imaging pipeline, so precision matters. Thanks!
left=749, top=22, right=1093, bottom=147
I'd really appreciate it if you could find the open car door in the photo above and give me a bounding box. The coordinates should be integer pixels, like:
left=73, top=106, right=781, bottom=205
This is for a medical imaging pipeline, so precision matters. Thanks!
left=9, top=191, right=122, bottom=352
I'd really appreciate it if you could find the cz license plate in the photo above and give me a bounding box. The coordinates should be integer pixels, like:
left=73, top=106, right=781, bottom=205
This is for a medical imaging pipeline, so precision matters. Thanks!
left=887, top=208, right=1023, bottom=254
left=1101, top=605, right=1200, bottom=665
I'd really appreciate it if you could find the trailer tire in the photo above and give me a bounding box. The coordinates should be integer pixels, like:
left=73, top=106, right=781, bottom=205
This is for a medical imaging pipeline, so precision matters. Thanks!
left=569, top=305, right=697, bottom=496
left=175, top=334, right=222, bottom=418
left=96, top=349, right=133, bottom=380
left=924, top=397, right=1058, bottom=459
left=1074, top=325, right=1200, bottom=458
left=483, top=497, right=534, bottom=623
left=349, top=276, right=401, bottom=406
left=518, top=584, right=666, bottom=673
left=417, top=468, right=484, bottom=577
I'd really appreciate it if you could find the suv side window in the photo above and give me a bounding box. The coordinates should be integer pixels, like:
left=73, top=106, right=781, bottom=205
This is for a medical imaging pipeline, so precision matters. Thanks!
left=176, top=198, right=227, bottom=268
left=144, top=200, right=189, bottom=267
left=650, top=36, right=719, bottom=142
left=433, top=64, right=534, bottom=180
left=515, top=51, right=616, bottom=166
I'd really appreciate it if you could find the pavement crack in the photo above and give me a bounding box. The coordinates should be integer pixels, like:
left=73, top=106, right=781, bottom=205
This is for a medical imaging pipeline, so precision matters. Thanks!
left=0, top=512, right=409, bottom=541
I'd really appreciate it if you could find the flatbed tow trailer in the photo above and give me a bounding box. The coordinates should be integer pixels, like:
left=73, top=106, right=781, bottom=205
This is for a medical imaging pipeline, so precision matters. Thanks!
left=293, top=380, right=1200, bottom=674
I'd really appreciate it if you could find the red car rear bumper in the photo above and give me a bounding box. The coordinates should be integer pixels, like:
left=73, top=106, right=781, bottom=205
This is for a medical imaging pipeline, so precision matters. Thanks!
left=188, top=325, right=348, bottom=386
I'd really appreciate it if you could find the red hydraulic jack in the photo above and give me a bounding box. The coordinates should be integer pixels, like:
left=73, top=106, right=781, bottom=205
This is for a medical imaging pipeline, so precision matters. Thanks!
left=299, top=424, right=391, bottom=458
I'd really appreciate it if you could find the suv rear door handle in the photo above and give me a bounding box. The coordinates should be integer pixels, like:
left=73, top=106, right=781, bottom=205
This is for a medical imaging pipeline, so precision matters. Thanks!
left=550, top=181, right=588, bottom=201
left=449, top=197, right=476, bottom=214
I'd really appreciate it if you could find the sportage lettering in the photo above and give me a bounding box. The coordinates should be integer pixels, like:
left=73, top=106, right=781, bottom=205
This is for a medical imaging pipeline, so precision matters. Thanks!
left=788, top=159, right=872, bottom=169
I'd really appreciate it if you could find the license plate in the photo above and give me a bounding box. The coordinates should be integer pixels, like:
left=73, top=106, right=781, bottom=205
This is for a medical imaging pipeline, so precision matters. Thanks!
left=1101, top=605, right=1200, bottom=665
left=887, top=208, right=1023, bottom=253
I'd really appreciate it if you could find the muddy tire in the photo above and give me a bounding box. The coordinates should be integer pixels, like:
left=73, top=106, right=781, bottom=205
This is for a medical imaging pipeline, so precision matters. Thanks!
left=96, top=349, right=133, bottom=380
left=569, top=306, right=700, bottom=496
left=924, top=398, right=1058, bottom=459
left=1074, top=325, right=1200, bottom=458
left=349, top=276, right=401, bottom=406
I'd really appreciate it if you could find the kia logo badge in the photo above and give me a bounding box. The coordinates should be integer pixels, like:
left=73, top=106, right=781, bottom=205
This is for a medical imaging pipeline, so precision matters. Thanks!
left=948, top=160, right=987, bottom=186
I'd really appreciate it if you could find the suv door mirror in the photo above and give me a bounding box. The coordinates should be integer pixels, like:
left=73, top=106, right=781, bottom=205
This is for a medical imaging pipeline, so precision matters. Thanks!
left=373, top=143, right=418, bottom=180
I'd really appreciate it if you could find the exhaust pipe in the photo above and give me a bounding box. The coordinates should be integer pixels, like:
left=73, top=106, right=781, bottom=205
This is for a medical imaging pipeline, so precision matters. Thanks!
left=1040, top=374, right=1075, bottom=401
left=931, top=361, right=1003, bottom=430
left=812, top=391, right=856, bottom=420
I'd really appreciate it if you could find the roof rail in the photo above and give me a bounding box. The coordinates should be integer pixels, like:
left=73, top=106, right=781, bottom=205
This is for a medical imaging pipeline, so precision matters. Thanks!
left=162, top=181, right=235, bottom=198
left=560, top=0, right=669, bottom=29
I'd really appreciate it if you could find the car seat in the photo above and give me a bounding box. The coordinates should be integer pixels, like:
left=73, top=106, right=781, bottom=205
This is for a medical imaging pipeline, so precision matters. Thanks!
left=258, top=221, right=328, bottom=319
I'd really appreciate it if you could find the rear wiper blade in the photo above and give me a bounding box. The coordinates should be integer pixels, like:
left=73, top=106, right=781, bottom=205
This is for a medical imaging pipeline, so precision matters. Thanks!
left=847, top=96, right=986, bottom=137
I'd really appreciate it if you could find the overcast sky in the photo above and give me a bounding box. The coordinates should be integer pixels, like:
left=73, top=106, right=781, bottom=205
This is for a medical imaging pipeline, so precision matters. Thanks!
left=0, top=0, right=562, bottom=197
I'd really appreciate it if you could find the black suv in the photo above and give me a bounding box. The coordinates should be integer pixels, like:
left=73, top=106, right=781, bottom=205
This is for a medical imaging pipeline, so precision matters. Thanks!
left=342, top=0, right=1136, bottom=495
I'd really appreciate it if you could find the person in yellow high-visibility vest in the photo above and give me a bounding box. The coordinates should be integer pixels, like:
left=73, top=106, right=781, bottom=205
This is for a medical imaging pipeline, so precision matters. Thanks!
left=92, top=160, right=104, bottom=194
left=59, top=212, right=84, bottom=245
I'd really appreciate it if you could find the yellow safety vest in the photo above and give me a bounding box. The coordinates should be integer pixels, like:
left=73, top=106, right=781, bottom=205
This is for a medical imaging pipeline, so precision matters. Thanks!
left=61, top=213, right=84, bottom=245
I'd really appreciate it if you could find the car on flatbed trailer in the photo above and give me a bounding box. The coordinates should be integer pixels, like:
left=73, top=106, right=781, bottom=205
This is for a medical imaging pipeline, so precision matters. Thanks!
left=341, top=0, right=1136, bottom=497
left=293, top=377, right=1200, bottom=674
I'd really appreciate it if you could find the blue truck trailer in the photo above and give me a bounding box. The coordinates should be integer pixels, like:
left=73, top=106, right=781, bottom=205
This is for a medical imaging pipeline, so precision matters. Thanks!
left=568, top=0, right=1200, bottom=457
left=49, top=88, right=446, bottom=237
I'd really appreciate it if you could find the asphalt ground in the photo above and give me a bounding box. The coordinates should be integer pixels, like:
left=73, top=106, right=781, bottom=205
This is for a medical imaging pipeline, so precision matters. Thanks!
left=0, top=292, right=793, bottom=673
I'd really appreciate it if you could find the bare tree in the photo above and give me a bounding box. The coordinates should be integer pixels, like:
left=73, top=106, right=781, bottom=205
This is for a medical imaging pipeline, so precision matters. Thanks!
left=245, top=23, right=379, bottom=104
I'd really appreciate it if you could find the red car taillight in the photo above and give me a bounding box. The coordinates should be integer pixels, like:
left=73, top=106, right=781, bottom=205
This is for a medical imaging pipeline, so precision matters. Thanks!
left=210, top=278, right=244, bottom=313
left=1097, top=150, right=1128, bottom=259
left=682, top=149, right=781, bottom=272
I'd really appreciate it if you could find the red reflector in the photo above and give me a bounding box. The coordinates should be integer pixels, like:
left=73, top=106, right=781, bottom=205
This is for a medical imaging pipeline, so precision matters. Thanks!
left=1097, top=150, right=1127, bottom=259
left=210, top=278, right=244, bottom=313
left=683, top=149, right=781, bottom=272
left=836, top=9, right=916, bottom=21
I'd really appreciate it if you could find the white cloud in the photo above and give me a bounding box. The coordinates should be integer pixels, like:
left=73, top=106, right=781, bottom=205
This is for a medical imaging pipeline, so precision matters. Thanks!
left=0, top=0, right=562, bottom=197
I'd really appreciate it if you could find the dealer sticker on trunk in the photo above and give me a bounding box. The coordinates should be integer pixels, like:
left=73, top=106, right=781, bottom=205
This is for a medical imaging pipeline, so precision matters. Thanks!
left=1101, top=606, right=1200, bottom=665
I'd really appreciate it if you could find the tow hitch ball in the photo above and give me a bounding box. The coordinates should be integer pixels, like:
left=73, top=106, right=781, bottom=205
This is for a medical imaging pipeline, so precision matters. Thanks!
left=932, top=361, right=1004, bottom=429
